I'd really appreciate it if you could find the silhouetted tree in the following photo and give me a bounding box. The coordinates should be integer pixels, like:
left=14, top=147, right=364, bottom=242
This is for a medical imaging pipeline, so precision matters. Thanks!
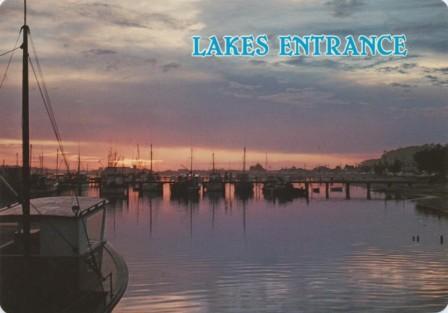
left=388, top=159, right=402, bottom=174
left=373, top=162, right=386, bottom=175
left=249, top=163, right=265, bottom=172
left=414, top=145, right=448, bottom=178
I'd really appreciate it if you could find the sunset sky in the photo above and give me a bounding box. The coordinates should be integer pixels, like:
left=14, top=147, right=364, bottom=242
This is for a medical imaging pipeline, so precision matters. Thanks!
left=1, top=0, right=448, bottom=170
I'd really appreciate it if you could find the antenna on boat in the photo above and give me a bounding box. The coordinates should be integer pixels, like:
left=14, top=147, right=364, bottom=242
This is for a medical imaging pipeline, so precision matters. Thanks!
left=21, top=0, right=31, bottom=255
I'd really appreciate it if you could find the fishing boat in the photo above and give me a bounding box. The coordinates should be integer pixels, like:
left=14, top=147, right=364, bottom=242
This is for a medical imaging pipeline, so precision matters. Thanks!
left=0, top=1, right=128, bottom=311
left=100, top=167, right=128, bottom=198
left=170, top=173, right=201, bottom=197
left=171, top=148, right=200, bottom=197
left=29, top=172, right=59, bottom=196
left=0, top=198, right=128, bottom=313
left=263, top=176, right=306, bottom=199
left=138, top=170, right=163, bottom=194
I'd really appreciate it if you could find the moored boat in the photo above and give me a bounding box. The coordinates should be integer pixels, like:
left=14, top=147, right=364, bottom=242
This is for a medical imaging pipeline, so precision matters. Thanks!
left=171, top=148, right=200, bottom=197
left=0, top=2, right=128, bottom=312
left=234, top=147, right=253, bottom=197
left=0, top=197, right=128, bottom=313
left=204, top=153, right=225, bottom=194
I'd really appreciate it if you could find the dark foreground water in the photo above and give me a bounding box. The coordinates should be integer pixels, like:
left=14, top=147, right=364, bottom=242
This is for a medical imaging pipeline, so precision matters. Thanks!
left=90, top=185, right=448, bottom=313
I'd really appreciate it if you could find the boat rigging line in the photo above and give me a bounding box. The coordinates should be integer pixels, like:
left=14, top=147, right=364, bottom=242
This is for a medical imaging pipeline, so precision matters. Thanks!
left=0, top=173, right=78, bottom=253
left=0, top=29, right=22, bottom=90
left=28, top=33, right=70, bottom=173
left=27, top=30, right=80, bottom=207
left=0, top=45, right=20, bottom=57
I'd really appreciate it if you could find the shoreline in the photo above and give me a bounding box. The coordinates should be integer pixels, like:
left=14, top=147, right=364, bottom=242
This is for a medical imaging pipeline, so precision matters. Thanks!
left=372, top=182, right=448, bottom=216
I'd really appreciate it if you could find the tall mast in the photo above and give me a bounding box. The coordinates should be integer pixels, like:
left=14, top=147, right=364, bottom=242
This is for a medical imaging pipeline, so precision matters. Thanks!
left=212, top=152, right=215, bottom=172
left=136, top=144, right=140, bottom=169
left=190, top=147, right=193, bottom=174
left=56, top=148, right=59, bottom=175
left=77, top=145, right=81, bottom=175
left=21, top=0, right=31, bottom=255
left=40, top=151, right=44, bottom=174
left=150, top=144, right=153, bottom=172
left=29, top=144, right=32, bottom=169
left=243, top=147, right=246, bottom=172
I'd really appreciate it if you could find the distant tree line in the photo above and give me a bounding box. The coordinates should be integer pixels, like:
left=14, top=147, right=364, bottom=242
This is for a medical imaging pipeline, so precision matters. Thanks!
left=372, top=159, right=403, bottom=175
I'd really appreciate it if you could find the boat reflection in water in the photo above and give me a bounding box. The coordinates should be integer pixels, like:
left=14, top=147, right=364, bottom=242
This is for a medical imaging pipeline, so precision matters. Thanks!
left=0, top=197, right=128, bottom=313
left=99, top=185, right=448, bottom=313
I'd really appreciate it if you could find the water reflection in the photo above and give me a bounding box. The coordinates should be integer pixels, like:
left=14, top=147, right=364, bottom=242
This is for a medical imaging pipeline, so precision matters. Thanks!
left=83, top=185, right=448, bottom=313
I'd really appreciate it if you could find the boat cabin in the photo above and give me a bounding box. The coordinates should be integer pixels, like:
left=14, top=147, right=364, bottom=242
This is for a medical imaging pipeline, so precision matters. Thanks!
left=0, top=197, right=128, bottom=313
left=0, top=197, right=107, bottom=257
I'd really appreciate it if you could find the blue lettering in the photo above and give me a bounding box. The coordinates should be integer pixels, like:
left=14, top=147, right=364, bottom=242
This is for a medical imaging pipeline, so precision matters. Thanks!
left=279, top=35, right=293, bottom=56
left=292, top=35, right=311, bottom=56
left=359, top=35, right=377, bottom=56
left=343, top=35, right=360, bottom=56
left=311, top=35, right=325, bottom=56
left=224, top=36, right=240, bottom=56
left=192, top=36, right=206, bottom=57
left=377, top=34, right=393, bottom=56
left=393, top=34, right=408, bottom=57
left=208, top=35, right=224, bottom=56
left=326, top=35, right=341, bottom=56
left=255, top=34, right=270, bottom=56
left=241, top=35, right=255, bottom=56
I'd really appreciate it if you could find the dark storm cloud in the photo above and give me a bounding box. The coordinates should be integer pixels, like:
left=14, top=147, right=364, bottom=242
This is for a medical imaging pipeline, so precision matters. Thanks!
left=377, top=63, right=418, bottom=74
left=72, top=2, right=193, bottom=30
left=161, top=62, right=181, bottom=72
left=83, top=49, right=117, bottom=56
left=425, top=75, right=448, bottom=87
left=389, top=82, right=415, bottom=89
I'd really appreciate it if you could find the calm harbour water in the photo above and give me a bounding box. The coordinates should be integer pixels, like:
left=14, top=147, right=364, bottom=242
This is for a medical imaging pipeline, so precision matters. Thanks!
left=89, top=185, right=448, bottom=313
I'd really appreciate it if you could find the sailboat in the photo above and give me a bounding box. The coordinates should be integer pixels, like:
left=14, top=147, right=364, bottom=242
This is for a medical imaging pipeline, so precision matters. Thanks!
left=139, top=144, right=163, bottom=194
left=204, top=153, right=225, bottom=194
left=0, top=2, right=128, bottom=312
left=234, top=147, right=253, bottom=197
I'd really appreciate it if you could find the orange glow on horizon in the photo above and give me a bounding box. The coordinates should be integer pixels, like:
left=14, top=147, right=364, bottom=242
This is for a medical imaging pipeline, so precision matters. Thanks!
left=0, top=138, right=374, bottom=171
